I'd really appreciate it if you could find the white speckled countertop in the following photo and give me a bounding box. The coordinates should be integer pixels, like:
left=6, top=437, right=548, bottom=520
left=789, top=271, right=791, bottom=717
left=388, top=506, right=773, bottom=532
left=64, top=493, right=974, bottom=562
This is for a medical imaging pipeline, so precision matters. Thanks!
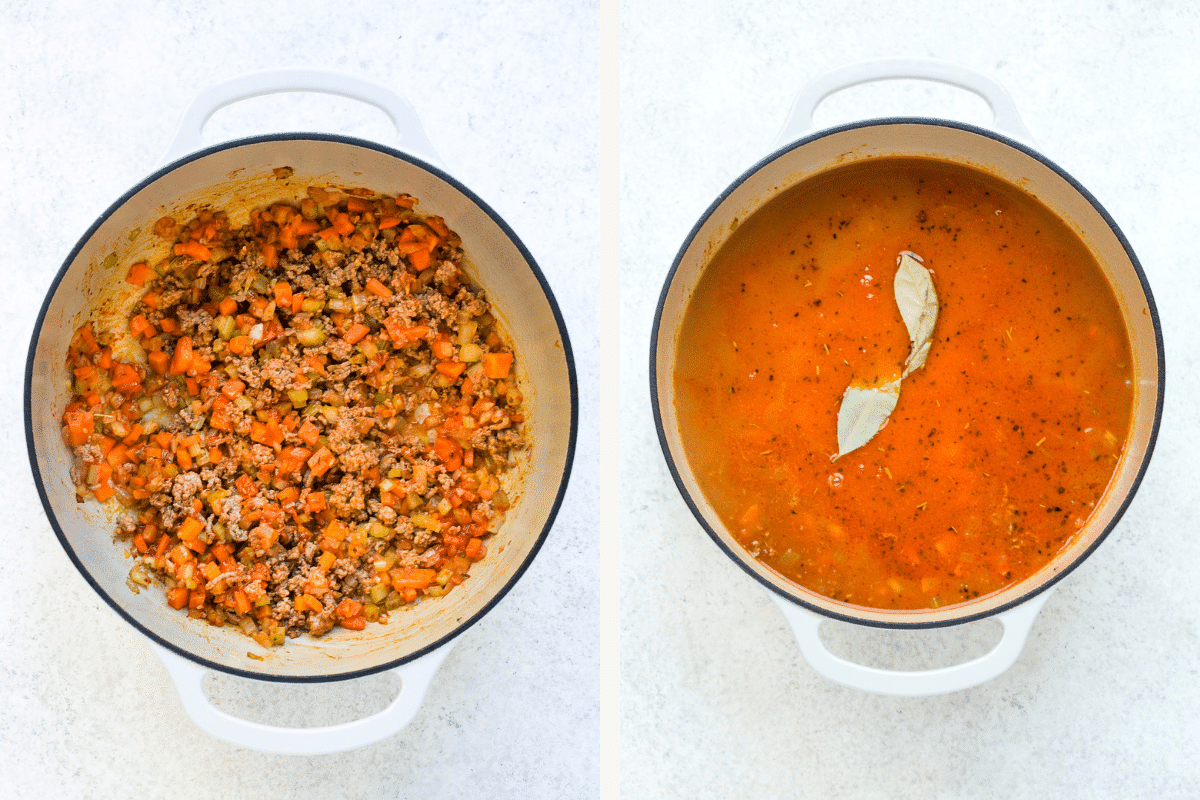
left=1, top=2, right=598, bottom=798
left=621, top=1, right=1200, bottom=798
left=9, top=0, right=1200, bottom=797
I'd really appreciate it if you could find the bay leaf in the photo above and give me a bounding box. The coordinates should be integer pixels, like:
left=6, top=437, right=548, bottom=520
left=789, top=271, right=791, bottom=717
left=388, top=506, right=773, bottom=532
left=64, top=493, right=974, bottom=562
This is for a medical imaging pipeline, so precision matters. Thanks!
left=894, top=251, right=939, bottom=378
left=834, top=379, right=901, bottom=461
left=831, top=251, right=940, bottom=460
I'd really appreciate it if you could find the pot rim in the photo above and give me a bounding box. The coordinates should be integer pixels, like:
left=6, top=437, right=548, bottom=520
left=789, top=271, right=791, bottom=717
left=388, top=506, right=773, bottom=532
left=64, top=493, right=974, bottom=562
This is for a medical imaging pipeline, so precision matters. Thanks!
left=26, top=131, right=579, bottom=682
left=650, top=116, right=1164, bottom=630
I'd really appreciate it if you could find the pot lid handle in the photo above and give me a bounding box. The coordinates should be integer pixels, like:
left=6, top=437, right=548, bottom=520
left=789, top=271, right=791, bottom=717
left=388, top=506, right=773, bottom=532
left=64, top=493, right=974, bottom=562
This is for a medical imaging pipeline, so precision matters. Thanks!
left=773, top=58, right=1035, bottom=149
left=157, top=68, right=444, bottom=169
left=150, top=638, right=454, bottom=754
left=769, top=587, right=1054, bottom=696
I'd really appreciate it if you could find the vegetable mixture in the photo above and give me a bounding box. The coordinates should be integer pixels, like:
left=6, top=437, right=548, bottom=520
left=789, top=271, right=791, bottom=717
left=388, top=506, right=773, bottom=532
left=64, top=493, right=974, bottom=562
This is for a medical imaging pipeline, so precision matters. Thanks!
left=62, top=184, right=526, bottom=646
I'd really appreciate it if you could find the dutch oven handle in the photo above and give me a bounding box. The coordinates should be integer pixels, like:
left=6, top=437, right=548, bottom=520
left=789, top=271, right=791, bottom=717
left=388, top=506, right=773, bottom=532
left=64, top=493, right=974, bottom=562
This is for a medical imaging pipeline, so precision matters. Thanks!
left=157, top=68, right=444, bottom=168
left=772, top=57, right=1035, bottom=148
left=151, top=641, right=454, bottom=755
left=770, top=589, right=1054, bottom=696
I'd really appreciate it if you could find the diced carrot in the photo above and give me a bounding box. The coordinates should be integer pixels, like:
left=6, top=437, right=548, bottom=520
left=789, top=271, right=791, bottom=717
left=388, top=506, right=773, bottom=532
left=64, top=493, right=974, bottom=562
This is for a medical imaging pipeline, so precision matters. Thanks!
left=218, top=295, right=237, bottom=316
left=77, top=323, right=100, bottom=354
left=305, top=491, right=327, bottom=513
left=436, top=361, right=466, bottom=379
left=129, top=314, right=155, bottom=338
left=159, top=318, right=180, bottom=334
left=170, top=336, right=194, bottom=375
left=147, top=351, right=170, bottom=375
left=262, top=419, right=285, bottom=448
left=111, top=363, right=142, bottom=393
left=233, top=589, right=252, bottom=616
left=426, top=215, right=451, bottom=239
left=339, top=615, right=367, bottom=631
left=431, top=334, right=455, bottom=360
left=177, top=516, right=204, bottom=541
left=209, top=395, right=234, bottom=433
left=64, top=409, right=94, bottom=446
left=212, top=543, right=235, bottom=569
left=433, top=435, right=463, bottom=465
left=228, top=336, right=252, bottom=355
left=408, top=248, right=430, bottom=272
left=298, top=419, right=321, bottom=447
left=464, top=537, right=486, bottom=561
left=378, top=216, right=403, bottom=229
left=201, top=560, right=221, bottom=582
left=343, top=323, right=370, bottom=345
left=294, top=594, right=322, bottom=613
left=389, top=567, right=437, bottom=590
left=482, top=352, right=513, bottom=379
left=308, top=447, right=336, bottom=477
left=317, top=551, right=337, bottom=572
left=273, top=281, right=292, bottom=308
left=122, top=424, right=144, bottom=446
left=364, top=277, right=392, bottom=298
left=167, top=586, right=190, bottom=610
left=183, top=240, right=211, bottom=262
left=125, top=261, right=151, bottom=286
left=234, top=474, right=258, bottom=498
left=323, top=519, right=350, bottom=542
left=176, top=448, right=192, bottom=471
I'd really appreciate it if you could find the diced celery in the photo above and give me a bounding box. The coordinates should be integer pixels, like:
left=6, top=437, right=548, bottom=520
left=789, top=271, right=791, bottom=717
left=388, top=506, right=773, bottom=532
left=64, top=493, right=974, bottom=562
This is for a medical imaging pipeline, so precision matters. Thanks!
left=214, top=315, right=236, bottom=341
left=458, top=320, right=478, bottom=346
left=250, top=274, right=271, bottom=295
left=410, top=514, right=442, bottom=532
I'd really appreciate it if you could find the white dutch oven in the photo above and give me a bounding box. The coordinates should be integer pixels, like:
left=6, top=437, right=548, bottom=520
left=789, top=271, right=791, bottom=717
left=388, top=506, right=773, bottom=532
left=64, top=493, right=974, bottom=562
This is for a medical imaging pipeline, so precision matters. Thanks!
left=652, top=59, right=1163, bottom=695
left=26, top=70, right=577, bottom=753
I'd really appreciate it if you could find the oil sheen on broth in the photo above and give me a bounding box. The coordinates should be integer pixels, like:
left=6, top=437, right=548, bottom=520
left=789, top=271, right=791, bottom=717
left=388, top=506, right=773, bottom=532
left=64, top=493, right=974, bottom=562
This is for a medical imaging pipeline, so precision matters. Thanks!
left=674, top=157, right=1133, bottom=610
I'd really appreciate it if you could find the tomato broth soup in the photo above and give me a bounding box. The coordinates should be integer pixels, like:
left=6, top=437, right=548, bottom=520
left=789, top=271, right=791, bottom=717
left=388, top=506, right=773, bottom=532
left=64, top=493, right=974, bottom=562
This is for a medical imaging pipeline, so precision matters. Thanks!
left=674, top=157, right=1133, bottom=610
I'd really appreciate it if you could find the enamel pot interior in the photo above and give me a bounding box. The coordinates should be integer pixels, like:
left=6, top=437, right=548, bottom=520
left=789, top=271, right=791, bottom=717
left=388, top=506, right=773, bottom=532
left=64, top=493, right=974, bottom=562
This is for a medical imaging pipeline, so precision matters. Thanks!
left=653, top=119, right=1162, bottom=628
left=27, top=134, right=577, bottom=680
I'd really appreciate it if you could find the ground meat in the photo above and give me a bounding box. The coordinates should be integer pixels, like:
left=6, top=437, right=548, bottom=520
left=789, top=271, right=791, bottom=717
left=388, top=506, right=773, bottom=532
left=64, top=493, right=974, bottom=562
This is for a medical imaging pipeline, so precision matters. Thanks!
left=62, top=187, right=527, bottom=648
left=327, top=475, right=366, bottom=518
left=260, top=356, right=304, bottom=391
left=171, top=471, right=203, bottom=504
left=177, top=307, right=214, bottom=339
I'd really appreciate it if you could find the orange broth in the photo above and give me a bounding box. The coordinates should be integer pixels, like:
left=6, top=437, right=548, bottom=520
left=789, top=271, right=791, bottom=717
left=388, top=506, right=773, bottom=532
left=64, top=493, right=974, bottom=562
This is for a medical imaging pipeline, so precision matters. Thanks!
left=674, top=157, right=1133, bottom=610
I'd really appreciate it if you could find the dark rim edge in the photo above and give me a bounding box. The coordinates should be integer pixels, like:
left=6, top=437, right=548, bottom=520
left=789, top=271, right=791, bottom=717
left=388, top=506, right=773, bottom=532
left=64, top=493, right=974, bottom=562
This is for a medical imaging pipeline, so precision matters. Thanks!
left=649, top=116, right=1165, bottom=631
left=26, top=131, right=579, bottom=682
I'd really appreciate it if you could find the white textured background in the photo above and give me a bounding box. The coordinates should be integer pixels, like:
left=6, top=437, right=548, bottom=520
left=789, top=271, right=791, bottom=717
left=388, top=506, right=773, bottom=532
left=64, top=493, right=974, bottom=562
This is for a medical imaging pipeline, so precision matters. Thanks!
left=1, top=2, right=598, bottom=799
left=621, top=2, right=1200, bottom=798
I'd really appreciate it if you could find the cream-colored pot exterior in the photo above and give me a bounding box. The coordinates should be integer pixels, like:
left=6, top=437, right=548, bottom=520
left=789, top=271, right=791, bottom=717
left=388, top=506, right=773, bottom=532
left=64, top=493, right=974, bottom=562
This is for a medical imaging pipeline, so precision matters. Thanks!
left=653, top=61, right=1162, bottom=692
left=27, top=77, right=575, bottom=697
